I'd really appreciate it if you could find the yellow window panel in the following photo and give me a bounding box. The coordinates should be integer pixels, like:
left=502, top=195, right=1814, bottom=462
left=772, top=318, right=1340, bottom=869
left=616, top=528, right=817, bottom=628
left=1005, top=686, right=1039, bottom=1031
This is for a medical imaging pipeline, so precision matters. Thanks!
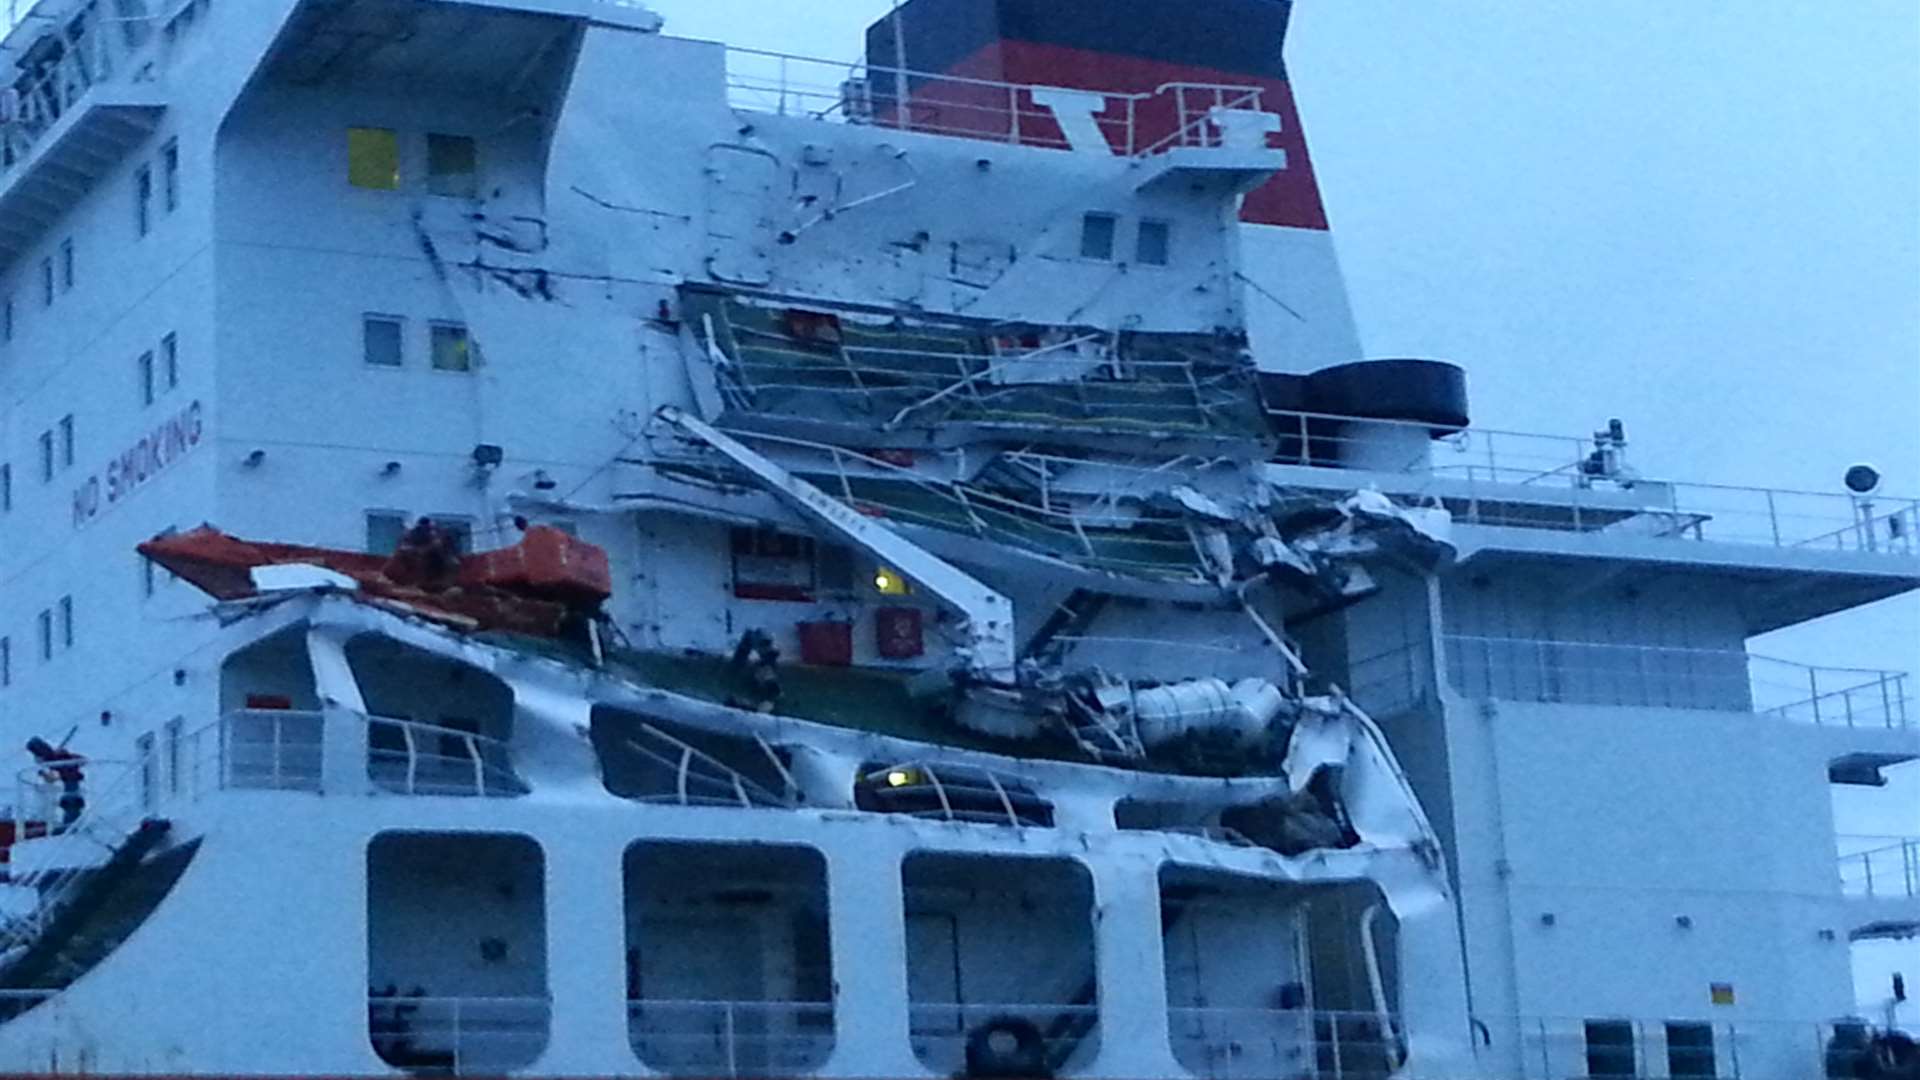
left=348, top=127, right=400, bottom=190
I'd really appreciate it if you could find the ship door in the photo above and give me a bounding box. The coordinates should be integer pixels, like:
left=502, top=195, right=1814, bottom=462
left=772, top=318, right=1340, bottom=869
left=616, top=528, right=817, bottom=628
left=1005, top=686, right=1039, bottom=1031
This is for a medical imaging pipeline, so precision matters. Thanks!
left=705, top=145, right=778, bottom=286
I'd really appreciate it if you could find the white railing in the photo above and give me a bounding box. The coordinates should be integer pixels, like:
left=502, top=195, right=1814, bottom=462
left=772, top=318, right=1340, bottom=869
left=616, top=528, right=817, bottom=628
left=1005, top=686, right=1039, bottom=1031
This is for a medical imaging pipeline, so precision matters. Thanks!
left=176, top=710, right=527, bottom=799
left=1265, top=407, right=1920, bottom=556
left=0, top=749, right=154, bottom=964
left=1443, top=634, right=1912, bottom=729
left=1495, top=1014, right=1898, bottom=1080
left=367, top=715, right=526, bottom=798
left=368, top=994, right=550, bottom=1076
left=723, top=46, right=1265, bottom=158
left=216, top=709, right=323, bottom=792
left=627, top=999, right=834, bottom=1077
left=1839, top=836, right=1920, bottom=900
left=907, top=1002, right=1100, bottom=1075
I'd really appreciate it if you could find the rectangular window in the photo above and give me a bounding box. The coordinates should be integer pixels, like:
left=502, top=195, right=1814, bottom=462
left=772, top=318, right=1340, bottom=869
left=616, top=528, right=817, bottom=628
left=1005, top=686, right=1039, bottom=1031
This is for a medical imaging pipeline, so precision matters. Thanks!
left=1665, top=1022, right=1716, bottom=1078
left=427, top=516, right=473, bottom=555
left=138, top=350, right=155, bottom=406
left=1, top=463, right=10, bottom=511
left=60, top=238, right=73, bottom=292
left=36, top=609, right=51, bottom=661
left=429, top=322, right=473, bottom=372
left=1137, top=220, right=1171, bottom=266
left=1, top=636, right=10, bottom=687
left=426, top=133, right=479, bottom=198
left=58, top=595, right=72, bottom=649
left=4, top=296, right=13, bottom=341
left=162, top=332, right=179, bottom=389
left=137, top=732, right=156, bottom=811
left=1080, top=212, right=1118, bottom=261
left=37, top=430, right=52, bottom=482
left=363, top=315, right=404, bottom=367
left=165, top=717, right=184, bottom=795
left=366, top=511, right=408, bottom=555
left=162, top=139, right=179, bottom=212
left=1584, top=1019, right=1636, bottom=1077
left=39, top=257, right=53, bottom=307
left=347, top=127, right=401, bottom=190
left=135, top=164, right=152, bottom=237
left=731, top=527, right=817, bottom=601
left=59, top=415, right=73, bottom=468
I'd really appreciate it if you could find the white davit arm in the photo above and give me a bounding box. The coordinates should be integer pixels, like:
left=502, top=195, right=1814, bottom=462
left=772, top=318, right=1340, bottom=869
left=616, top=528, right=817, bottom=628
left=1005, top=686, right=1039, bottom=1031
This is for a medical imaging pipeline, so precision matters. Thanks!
left=655, top=407, right=1017, bottom=680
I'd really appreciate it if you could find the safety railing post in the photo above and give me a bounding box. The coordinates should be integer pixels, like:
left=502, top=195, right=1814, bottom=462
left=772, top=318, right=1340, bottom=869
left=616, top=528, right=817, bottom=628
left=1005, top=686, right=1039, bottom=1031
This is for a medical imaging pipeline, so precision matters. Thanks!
left=1809, top=668, right=1823, bottom=726
left=724, top=1001, right=739, bottom=1078
left=403, top=724, right=419, bottom=795
left=1329, top=1014, right=1342, bottom=1079
left=271, top=714, right=284, bottom=789
left=468, top=735, right=485, bottom=796
left=1009, top=85, right=1020, bottom=145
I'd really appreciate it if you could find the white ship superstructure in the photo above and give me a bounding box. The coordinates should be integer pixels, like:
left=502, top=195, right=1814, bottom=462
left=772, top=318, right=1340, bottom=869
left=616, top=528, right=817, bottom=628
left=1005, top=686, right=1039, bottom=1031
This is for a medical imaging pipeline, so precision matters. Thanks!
left=0, top=1, right=1913, bottom=1078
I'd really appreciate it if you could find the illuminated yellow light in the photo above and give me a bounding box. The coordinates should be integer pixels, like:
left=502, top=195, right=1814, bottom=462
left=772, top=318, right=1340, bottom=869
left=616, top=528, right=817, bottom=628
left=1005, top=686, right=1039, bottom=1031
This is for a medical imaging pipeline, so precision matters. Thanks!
left=886, top=769, right=913, bottom=788
left=874, top=567, right=910, bottom=596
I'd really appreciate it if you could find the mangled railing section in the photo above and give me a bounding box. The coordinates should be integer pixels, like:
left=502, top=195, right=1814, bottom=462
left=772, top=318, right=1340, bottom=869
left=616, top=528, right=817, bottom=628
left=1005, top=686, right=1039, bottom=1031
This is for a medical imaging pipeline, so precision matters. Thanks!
left=1838, top=836, right=1920, bottom=900
left=1444, top=635, right=1912, bottom=729
left=688, top=296, right=1267, bottom=443
left=652, top=427, right=1222, bottom=583
left=723, top=45, right=1264, bottom=157
left=1265, top=407, right=1920, bottom=555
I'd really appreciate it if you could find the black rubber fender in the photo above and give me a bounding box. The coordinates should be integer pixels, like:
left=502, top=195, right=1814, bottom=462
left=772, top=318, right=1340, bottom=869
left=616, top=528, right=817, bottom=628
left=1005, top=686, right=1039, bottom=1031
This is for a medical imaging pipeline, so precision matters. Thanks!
left=963, top=1014, right=1053, bottom=1078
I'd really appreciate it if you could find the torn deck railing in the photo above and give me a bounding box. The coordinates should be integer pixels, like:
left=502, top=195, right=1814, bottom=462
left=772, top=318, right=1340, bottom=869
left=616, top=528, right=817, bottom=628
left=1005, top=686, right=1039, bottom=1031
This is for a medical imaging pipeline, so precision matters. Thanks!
left=1444, top=634, right=1912, bottom=729
left=723, top=45, right=1265, bottom=157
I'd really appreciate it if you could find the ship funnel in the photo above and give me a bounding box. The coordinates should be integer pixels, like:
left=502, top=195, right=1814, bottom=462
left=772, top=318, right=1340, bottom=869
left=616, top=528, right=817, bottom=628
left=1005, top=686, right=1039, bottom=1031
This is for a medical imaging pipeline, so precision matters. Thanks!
left=865, top=0, right=1363, bottom=373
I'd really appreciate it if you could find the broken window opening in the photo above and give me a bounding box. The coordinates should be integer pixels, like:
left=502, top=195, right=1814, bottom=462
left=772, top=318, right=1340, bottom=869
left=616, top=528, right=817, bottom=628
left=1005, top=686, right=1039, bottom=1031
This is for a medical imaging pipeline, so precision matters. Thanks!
left=427, top=133, right=479, bottom=199
left=348, top=127, right=401, bottom=191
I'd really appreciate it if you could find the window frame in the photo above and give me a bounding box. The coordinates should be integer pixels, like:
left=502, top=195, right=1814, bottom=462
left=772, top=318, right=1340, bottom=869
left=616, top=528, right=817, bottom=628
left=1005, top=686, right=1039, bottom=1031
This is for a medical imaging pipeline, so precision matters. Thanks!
left=134, top=163, right=153, bottom=238
left=1080, top=212, right=1119, bottom=262
left=138, top=349, right=155, bottom=406
left=428, top=321, right=475, bottom=373
left=426, top=133, right=480, bottom=199
left=162, top=138, right=180, bottom=212
left=365, top=510, right=409, bottom=556
left=58, top=595, right=73, bottom=650
left=363, top=314, right=405, bottom=368
left=164, top=716, right=185, bottom=795
left=162, top=332, right=179, bottom=389
left=1136, top=219, right=1171, bottom=267
left=347, top=126, right=402, bottom=191
left=36, top=609, right=52, bottom=661
left=37, top=430, right=52, bottom=482
left=59, top=414, right=74, bottom=469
